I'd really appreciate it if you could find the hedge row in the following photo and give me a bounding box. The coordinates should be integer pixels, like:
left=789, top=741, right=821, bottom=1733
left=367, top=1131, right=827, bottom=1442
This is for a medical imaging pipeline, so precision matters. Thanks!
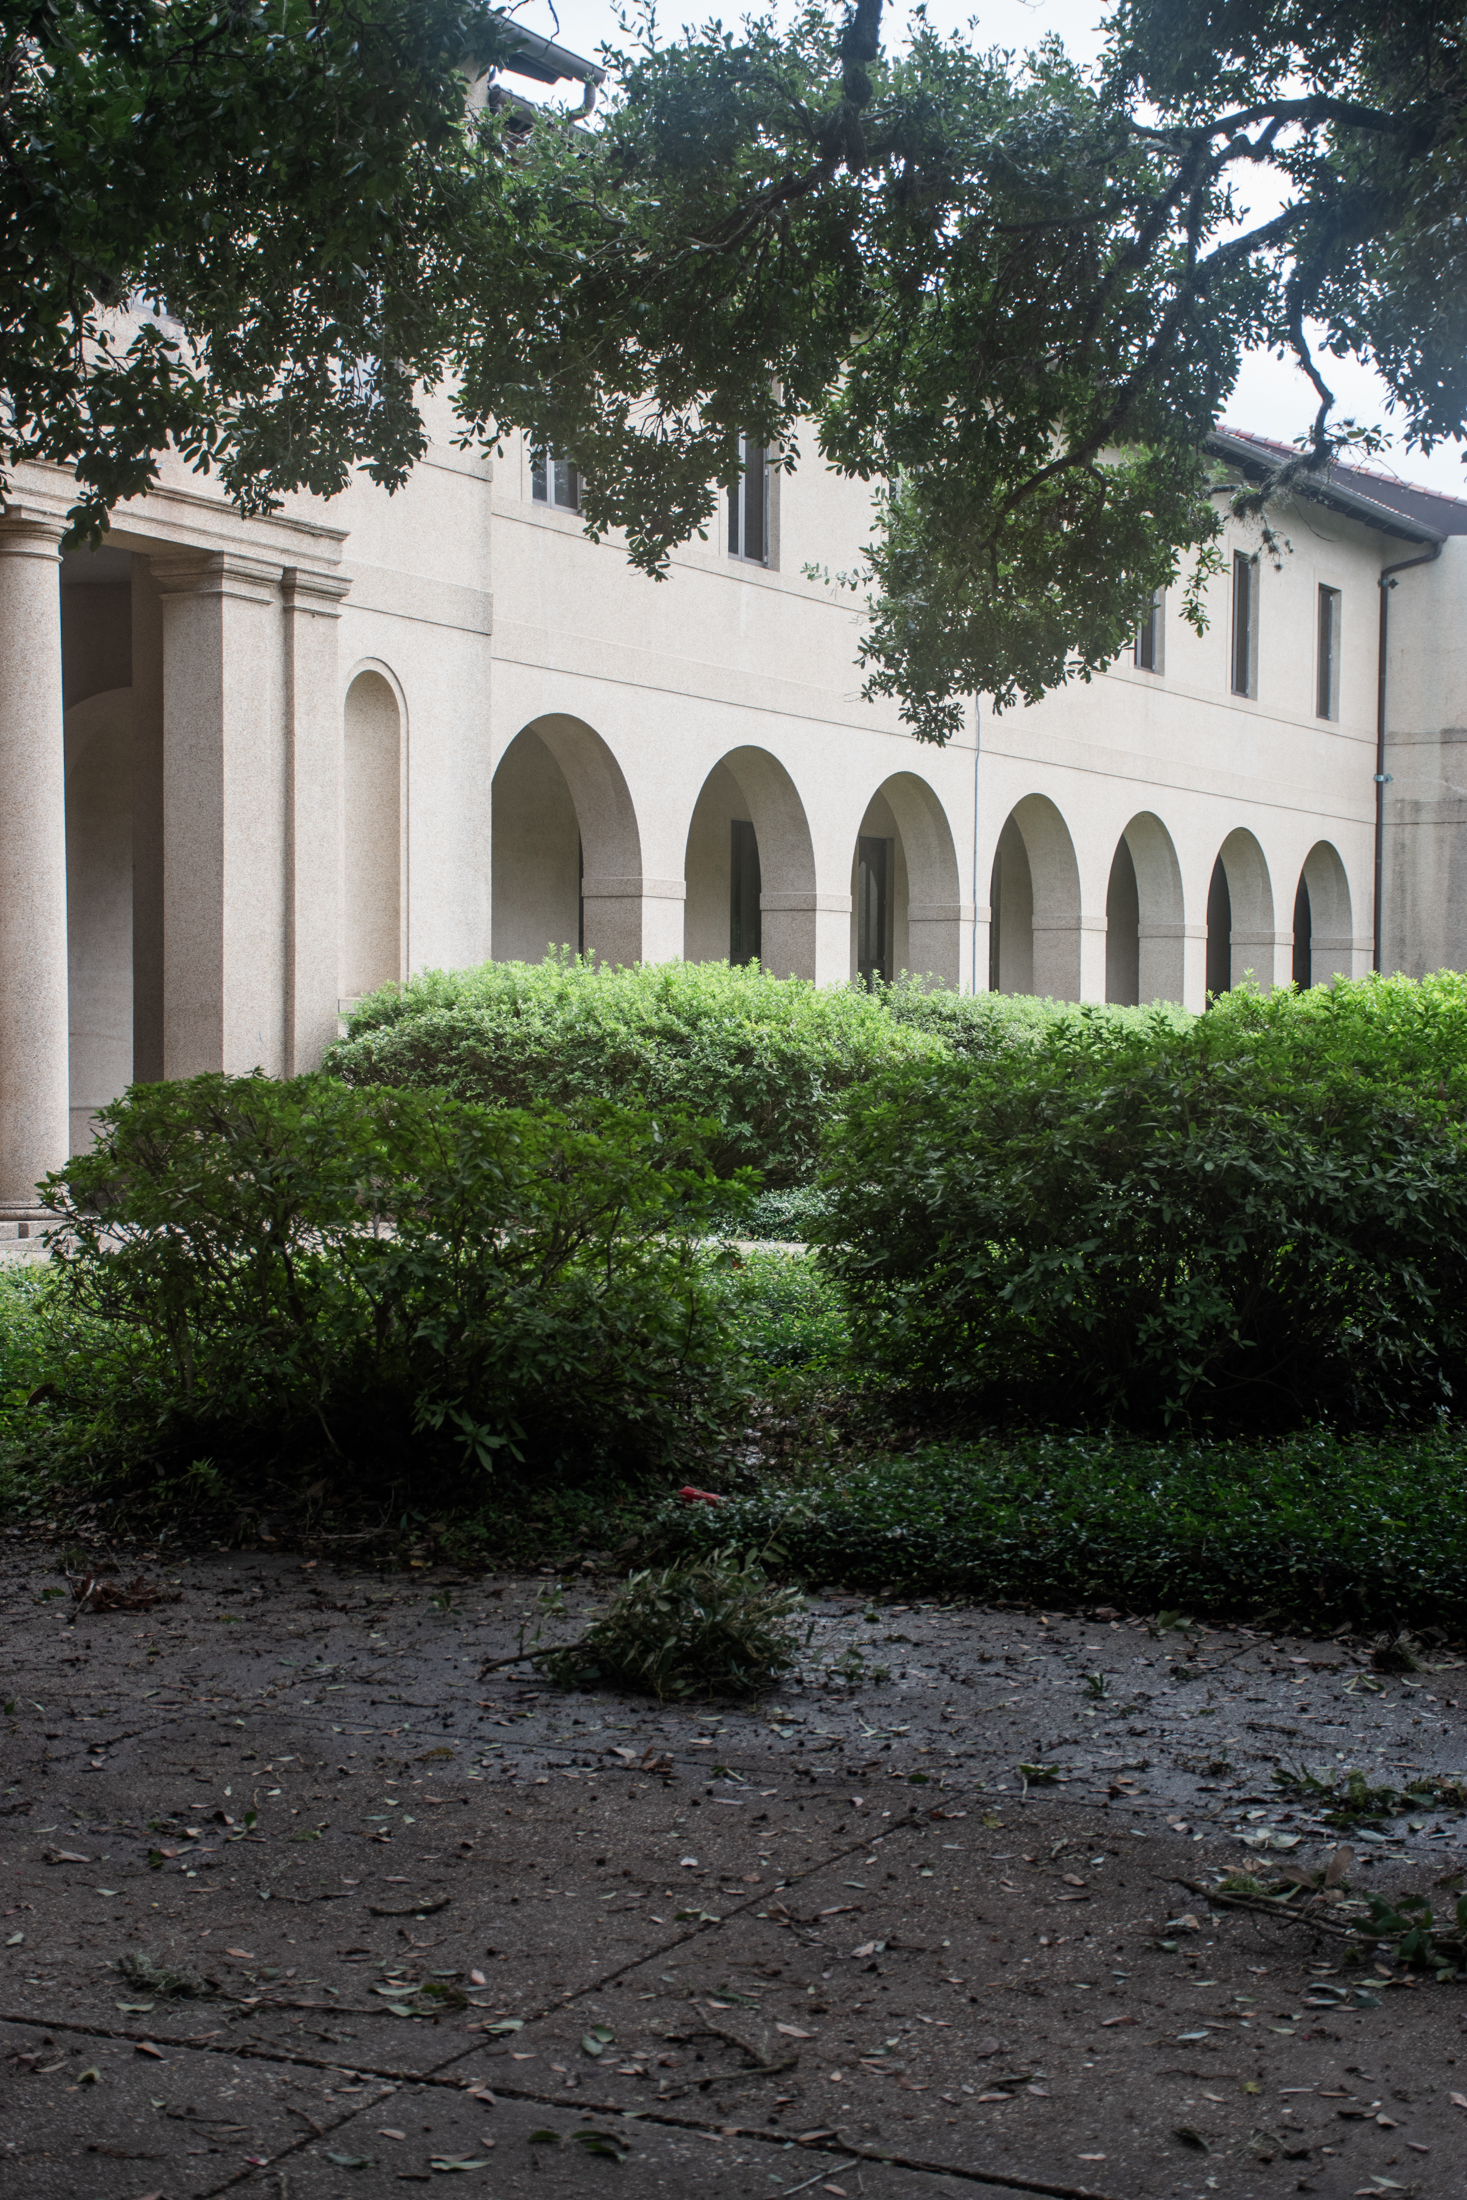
left=818, top=984, right=1467, bottom=1431
left=328, top=956, right=1172, bottom=1185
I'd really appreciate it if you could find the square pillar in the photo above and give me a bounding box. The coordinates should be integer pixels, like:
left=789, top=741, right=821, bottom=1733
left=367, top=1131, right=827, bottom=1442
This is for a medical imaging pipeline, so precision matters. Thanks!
left=130, top=555, right=166, bottom=1083
left=282, top=567, right=351, bottom=1072
left=580, top=876, right=685, bottom=966
left=153, top=551, right=287, bottom=1078
left=1077, top=914, right=1108, bottom=1003
left=1231, top=929, right=1288, bottom=994
left=760, top=892, right=852, bottom=983
left=907, top=900, right=975, bottom=992
left=1180, top=923, right=1209, bottom=1013
left=0, top=509, right=69, bottom=1216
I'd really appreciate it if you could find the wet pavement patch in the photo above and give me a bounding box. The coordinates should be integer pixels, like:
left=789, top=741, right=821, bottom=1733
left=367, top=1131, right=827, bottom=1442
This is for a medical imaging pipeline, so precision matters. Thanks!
left=2, top=1540, right=1466, bottom=2196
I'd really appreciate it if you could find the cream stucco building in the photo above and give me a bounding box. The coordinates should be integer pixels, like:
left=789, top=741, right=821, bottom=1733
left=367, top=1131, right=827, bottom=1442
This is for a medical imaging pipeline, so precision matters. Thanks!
left=2, top=396, right=1466, bottom=1226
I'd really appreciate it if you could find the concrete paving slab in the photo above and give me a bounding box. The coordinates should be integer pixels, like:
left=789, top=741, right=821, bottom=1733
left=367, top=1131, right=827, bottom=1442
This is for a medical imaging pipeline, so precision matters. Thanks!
left=4, top=1538, right=1467, bottom=2200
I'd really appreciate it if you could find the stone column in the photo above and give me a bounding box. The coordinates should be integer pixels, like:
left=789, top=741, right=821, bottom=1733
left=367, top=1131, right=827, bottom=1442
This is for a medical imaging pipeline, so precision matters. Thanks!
left=1179, top=923, right=1209, bottom=1013
left=282, top=567, right=351, bottom=1072
left=908, top=899, right=975, bottom=992
left=580, top=875, right=685, bottom=965
left=0, top=512, right=70, bottom=1217
left=130, top=554, right=166, bottom=1083
left=153, top=551, right=286, bottom=1079
left=1230, top=928, right=1288, bottom=994
left=759, top=892, right=852, bottom=982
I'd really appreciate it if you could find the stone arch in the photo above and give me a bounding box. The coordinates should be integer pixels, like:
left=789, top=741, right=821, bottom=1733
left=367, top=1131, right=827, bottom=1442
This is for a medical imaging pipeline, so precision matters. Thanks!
left=683, top=746, right=818, bottom=979
left=65, top=685, right=134, bottom=1153
left=341, top=668, right=403, bottom=1003
left=1294, top=840, right=1353, bottom=987
left=1207, top=826, right=1276, bottom=996
left=1107, top=812, right=1185, bottom=1006
left=988, top=795, right=1082, bottom=999
left=493, top=714, right=652, bottom=966
left=849, top=771, right=964, bottom=989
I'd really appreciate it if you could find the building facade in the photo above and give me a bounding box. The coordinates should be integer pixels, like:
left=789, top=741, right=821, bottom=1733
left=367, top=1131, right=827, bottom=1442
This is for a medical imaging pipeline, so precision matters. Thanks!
left=2, top=405, right=1465, bottom=1221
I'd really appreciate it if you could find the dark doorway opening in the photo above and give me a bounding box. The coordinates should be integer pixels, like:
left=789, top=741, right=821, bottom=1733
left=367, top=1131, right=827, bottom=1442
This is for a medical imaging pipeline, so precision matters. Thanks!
left=1206, top=857, right=1232, bottom=1002
left=857, top=834, right=890, bottom=986
left=730, top=818, right=762, bottom=965
left=1292, top=874, right=1312, bottom=989
left=1105, top=838, right=1140, bottom=1006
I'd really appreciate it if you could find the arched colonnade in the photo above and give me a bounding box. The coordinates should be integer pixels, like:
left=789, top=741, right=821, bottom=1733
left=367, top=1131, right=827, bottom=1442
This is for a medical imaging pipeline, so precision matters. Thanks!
left=989, top=799, right=1357, bottom=1009
left=489, top=719, right=972, bottom=989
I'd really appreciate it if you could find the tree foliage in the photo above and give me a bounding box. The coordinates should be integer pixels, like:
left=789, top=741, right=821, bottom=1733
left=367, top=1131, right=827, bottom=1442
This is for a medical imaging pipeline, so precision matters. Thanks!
left=1, top=0, right=511, bottom=523
left=5, top=0, right=1464, bottom=738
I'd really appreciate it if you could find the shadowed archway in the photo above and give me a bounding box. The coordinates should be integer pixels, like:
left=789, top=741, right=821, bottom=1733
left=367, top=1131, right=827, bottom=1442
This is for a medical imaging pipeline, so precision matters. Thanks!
left=989, top=795, right=1082, bottom=999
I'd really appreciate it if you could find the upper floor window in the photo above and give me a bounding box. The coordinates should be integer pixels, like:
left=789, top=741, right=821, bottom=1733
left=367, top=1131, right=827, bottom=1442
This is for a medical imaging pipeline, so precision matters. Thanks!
left=532, top=450, right=581, bottom=511
left=1316, top=583, right=1341, bottom=720
left=727, top=437, right=771, bottom=565
left=1134, top=589, right=1164, bottom=673
left=1231, top=551, right=1258, bottom=697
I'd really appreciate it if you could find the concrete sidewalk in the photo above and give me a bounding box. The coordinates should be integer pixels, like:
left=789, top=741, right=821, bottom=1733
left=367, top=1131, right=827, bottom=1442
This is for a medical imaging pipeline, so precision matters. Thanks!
left=2, top=1540, right=1464, bottom=2198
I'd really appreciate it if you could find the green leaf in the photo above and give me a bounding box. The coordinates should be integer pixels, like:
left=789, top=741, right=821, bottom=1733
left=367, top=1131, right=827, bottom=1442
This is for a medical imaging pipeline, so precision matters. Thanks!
left=573, top=2130, right=630, bottom=2159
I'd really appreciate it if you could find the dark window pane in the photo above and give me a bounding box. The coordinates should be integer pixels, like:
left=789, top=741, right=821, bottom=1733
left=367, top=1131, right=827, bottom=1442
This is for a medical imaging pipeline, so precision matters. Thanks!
left=1135, top=592, right=1161, bottom=671
left=1316, top=585, right=1340, bottom=718
left=1232, top=553, right=1254, bottom=695
left=745, top=442, right=766, bottom=564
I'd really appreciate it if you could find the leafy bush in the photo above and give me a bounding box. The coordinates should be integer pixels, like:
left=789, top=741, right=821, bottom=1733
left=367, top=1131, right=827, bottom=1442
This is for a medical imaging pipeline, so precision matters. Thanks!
left=40, top=1073, right=747, bottom=1495
left=543, top=1548, right=807, bottom=1698
left=880, top=984, right=1190, bottom=1060
left=329, top=956, right=947, bottom=1186
left=1202, top=968, right=1467, bottom=1116
left=819, top=991, right=1467, bottom=1431
left=733, top=1184, right=830, bottom=1240
left=703, top=1249, right=853, bottom=1394
left=654, top=1427, right=1467, bottom=1632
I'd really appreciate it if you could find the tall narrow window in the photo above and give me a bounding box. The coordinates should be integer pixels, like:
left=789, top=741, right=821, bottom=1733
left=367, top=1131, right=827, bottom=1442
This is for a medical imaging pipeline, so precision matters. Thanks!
left=857, top=836, right=890, bottom=987
left=730, top=819, right=762, bottom=965
left=1316, top=584, right=1341, bottom=720
left=532, top=450, right=581, bottom=510
left=727, top=437, right=770, bottom=565
left=1231, top=552, right=1257, bottom=696
left=1134, top=589, right=1164, bottom=672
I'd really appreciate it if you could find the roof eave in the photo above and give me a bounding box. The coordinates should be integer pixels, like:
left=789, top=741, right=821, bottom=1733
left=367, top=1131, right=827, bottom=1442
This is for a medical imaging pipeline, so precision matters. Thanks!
left=494, top=21, right=607, bottom=87
left=1204, top=429, right=1445, bottom=549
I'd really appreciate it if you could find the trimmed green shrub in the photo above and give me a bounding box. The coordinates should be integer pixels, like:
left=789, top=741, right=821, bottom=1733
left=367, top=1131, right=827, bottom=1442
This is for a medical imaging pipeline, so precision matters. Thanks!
left=41, top=1073, right=748, bottom=1492
left=651, top=1428, right=1467, bottom=1632
left=880, top=984, right=1191, bottom=1059
left=819, top=988, right=1467, bottom=1431
left=328, top=957, right=947, bottom=1185
left=1203, top=968, right=1467, bottom=1116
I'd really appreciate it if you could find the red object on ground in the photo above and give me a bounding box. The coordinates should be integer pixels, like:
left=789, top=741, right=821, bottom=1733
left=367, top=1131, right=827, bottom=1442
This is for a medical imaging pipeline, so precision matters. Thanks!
left=676, top=1486, right=725, bottom=1505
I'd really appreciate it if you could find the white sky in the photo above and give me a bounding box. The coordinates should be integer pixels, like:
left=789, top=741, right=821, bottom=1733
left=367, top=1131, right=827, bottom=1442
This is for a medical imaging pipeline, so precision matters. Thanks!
left=500, top=0, right=1467, bottom=501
